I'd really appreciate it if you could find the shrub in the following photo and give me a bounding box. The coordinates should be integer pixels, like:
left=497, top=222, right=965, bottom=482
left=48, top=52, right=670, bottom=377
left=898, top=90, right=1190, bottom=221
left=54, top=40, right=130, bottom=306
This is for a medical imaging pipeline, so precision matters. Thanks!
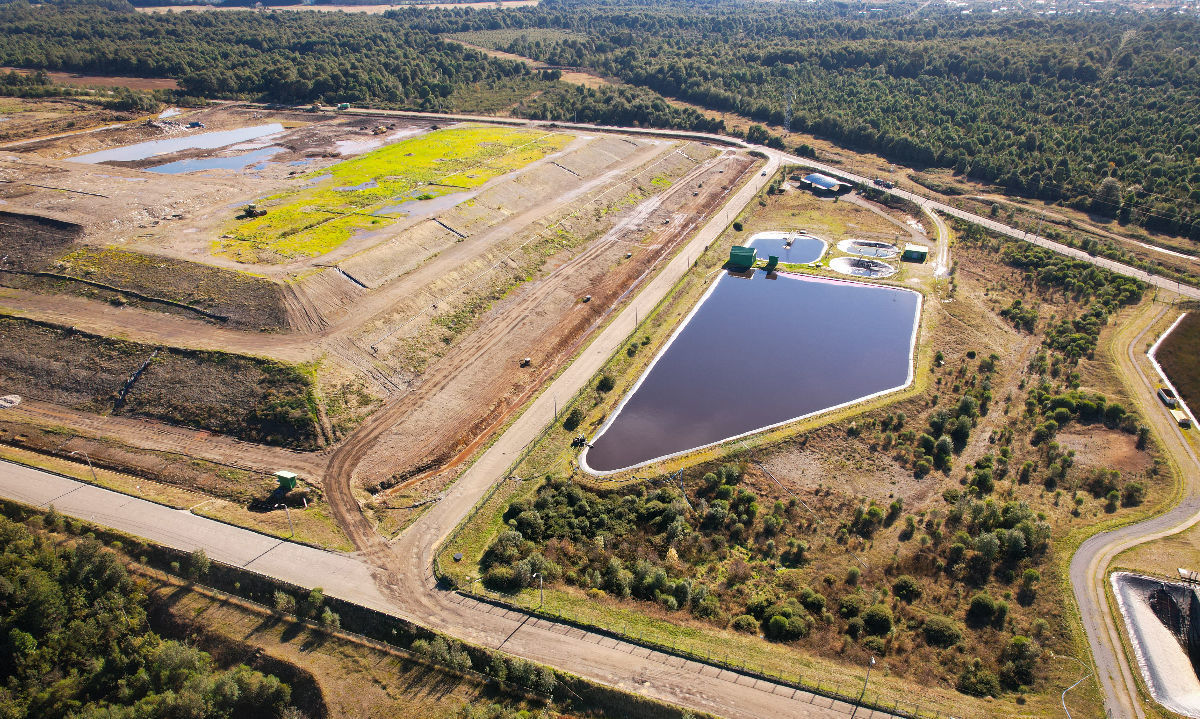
left=862, top=604, right=893, bottom=636
left=597, top=375, right=615, bottom=392
left=1122, top=482, right=1145, bottom=507
left=999, top=635, right=1041, bottom=689
left=732, top=221, right=743, bottom=231
left=839, top=594, right=866, bottom=618
left=966, top=593, right=997, bottom=627
left=892, top=575, right=922, bottom=603
left=845, top=617, right=865, bottom=639
left=731, top=614, right=759, bottom=633
left=922, top=615, right=962, bottom=647
left=563, top=407, right=584, bottom=431
left=846, top=567, right=861, bottom=586
left=957, top=658, right=1001, bottom=697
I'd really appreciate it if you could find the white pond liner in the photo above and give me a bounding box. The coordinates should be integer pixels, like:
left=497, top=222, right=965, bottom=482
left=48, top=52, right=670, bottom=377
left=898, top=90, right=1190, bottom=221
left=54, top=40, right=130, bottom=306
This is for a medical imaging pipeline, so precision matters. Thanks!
left=829, top=256, right=897, bottom=278
left=837, top=238, right=899, bottom=259
left=1112, top=572, right=1200, bottom=717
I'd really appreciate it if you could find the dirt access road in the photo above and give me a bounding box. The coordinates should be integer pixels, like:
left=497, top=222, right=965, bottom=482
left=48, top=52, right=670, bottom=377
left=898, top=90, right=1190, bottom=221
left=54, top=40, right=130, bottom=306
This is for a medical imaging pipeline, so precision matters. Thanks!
left=1069, top=301, right=1200, bottom=719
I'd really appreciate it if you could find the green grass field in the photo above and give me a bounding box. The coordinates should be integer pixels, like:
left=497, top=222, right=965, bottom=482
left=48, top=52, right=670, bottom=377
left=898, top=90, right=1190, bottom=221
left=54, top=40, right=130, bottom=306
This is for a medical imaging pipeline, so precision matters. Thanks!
left=216, top=125, right=572, bottom=263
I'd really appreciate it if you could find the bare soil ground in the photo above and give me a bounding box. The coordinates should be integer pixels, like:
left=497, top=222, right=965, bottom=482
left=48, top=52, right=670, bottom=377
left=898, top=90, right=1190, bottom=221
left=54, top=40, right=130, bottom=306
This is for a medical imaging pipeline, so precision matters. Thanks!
left=0, top=97, right=136, bottom=145
left=0, top=315, right=321, bottom=448
left=0, top=67, right=179, bottom=91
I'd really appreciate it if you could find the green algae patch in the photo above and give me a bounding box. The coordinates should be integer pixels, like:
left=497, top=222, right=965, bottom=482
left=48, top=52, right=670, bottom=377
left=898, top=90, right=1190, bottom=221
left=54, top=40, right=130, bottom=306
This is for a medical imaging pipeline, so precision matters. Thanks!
left=216, top=125, right=572, bottom=264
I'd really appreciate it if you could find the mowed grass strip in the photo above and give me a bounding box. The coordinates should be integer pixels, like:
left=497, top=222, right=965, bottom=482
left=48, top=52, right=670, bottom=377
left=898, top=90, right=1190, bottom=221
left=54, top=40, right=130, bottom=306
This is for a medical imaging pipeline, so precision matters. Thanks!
left=1155, top=311, right=1200, bottom=409
left=217, top=125, right=572, bottom=263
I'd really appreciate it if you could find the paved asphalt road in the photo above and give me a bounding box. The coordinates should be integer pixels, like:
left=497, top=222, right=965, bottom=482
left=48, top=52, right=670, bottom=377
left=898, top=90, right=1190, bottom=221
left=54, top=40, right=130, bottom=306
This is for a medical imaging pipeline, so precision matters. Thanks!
left=1067, top=304, right=1200, bottom=719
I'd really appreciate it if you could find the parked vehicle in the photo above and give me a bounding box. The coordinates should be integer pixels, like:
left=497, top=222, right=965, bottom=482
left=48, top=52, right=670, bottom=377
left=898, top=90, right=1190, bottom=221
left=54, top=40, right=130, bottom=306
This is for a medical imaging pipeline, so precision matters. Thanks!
left=1159, top=387, right=1180, bottom=408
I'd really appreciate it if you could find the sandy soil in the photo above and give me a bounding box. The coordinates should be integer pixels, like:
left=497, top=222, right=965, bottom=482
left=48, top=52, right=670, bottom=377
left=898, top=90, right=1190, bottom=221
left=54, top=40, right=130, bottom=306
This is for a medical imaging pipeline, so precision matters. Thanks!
left=0, top=67, right=179, bottom=91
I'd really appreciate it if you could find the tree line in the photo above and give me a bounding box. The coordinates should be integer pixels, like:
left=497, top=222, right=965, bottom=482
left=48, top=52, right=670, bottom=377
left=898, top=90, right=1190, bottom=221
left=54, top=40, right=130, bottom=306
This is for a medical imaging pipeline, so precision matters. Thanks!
left=412, top=0, right=1200, bottom=240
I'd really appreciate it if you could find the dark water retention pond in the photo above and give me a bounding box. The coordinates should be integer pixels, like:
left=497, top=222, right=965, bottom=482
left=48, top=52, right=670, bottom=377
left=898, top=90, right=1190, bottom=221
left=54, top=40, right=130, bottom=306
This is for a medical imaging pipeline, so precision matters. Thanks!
left=581, top=271, right=921, bottom=474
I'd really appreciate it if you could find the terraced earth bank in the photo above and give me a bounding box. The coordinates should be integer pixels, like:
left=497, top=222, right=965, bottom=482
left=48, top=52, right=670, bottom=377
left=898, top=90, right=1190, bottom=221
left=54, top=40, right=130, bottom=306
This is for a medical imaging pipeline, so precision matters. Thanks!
left=0, top=315, right=321, bottom=448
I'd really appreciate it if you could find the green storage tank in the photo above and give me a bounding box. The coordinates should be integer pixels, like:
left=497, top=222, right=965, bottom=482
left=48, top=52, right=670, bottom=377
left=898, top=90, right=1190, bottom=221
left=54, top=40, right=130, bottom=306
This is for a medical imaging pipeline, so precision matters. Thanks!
left=728, top=245, right=757, bottom=270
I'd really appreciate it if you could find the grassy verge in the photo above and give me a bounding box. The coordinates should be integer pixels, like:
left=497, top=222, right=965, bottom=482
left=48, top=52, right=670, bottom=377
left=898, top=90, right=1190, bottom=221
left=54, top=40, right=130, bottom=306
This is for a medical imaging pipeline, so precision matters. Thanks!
left=0, top=443, right=353, bottom=551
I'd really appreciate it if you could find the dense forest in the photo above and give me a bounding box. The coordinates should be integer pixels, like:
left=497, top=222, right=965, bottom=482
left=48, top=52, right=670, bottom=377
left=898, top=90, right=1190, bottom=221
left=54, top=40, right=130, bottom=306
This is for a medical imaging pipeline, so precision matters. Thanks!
left=0, top=512, right=294, bottom=718
left=0, top=0, right=1197, bottom=239
left=413, top=0, right=1200, bottom=239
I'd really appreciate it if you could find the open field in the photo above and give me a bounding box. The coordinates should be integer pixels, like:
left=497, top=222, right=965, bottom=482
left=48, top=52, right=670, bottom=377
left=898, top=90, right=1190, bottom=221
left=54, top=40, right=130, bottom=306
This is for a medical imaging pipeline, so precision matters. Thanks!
left=0, top=66, right=179, bottom=91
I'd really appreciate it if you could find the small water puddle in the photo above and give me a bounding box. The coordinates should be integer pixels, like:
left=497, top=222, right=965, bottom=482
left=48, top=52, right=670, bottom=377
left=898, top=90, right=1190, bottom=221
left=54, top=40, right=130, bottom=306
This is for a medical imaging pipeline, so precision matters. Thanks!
left=69, top=123, right=285, bottom=164
left=375, top=188, right=478, bottom=217
left=582, top=271, right=921, bottom=473
left=148, top=146, right=284, bottom=174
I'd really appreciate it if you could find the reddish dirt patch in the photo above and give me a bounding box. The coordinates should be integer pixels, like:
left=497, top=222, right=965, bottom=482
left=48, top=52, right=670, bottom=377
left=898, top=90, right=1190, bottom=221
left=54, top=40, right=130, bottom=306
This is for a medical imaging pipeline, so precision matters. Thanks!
left=1, top=67, right=179, bottom=91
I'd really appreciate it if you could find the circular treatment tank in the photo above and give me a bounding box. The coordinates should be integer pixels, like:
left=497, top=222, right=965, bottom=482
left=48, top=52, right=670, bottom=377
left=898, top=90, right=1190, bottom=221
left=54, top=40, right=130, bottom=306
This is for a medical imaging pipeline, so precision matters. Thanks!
left=830, top=256, right=897, bottom=278
left=837, top=238, right=899, bottom=258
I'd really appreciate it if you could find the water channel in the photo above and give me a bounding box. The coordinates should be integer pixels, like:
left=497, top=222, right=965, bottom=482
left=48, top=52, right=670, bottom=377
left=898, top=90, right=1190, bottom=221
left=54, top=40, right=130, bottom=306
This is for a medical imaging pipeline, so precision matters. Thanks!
left=581, top=271, right=921, bottom=474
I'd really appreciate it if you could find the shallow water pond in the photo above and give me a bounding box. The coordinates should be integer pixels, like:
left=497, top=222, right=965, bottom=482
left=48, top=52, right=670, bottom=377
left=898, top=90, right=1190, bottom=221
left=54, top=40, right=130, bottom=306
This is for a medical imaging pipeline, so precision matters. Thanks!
left=70, top=124, right=284, bottom=164
left=148, top=146, right=283, bottom=174
left=582, top=271, right=921, bottom=473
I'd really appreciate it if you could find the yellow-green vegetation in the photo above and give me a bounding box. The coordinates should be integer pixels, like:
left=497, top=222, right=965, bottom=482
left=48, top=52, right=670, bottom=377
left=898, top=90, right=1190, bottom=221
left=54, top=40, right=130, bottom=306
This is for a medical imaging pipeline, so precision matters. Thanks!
left=217, top=126, right=572, bottom=263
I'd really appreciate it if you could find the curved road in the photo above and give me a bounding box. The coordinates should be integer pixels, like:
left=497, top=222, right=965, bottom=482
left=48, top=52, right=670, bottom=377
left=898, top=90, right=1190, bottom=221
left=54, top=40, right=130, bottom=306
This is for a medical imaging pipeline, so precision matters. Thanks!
left=1068, top=303, right=1200, bottom=719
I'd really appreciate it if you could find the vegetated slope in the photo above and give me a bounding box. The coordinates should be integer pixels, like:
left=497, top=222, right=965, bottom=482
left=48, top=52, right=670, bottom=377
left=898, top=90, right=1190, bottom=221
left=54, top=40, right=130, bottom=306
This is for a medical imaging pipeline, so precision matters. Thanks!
left=0, top=513, right=296, bottom=719
left=0, top=316, right=320, bottom=448
left=1154, top=311, right=1200, bottom=411
left=418, top=0, right=1200, bottom=240
left=0, top=212, right=288, bottom=329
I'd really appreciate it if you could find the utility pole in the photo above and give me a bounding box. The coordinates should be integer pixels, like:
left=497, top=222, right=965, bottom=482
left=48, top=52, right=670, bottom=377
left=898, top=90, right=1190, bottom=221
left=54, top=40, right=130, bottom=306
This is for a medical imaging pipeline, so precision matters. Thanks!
left=69, top=450, right=98, bottom=484
left=850, top=656, right=875, bottom=719
left=276, top=503, right=294, bottom=538
left=532, top=572, right=543, bottom=608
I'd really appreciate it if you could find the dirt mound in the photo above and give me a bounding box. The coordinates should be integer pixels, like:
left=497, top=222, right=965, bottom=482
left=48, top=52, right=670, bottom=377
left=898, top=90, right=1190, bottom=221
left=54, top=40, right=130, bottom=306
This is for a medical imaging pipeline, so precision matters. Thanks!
left=0, top=315, right=320, bottom=448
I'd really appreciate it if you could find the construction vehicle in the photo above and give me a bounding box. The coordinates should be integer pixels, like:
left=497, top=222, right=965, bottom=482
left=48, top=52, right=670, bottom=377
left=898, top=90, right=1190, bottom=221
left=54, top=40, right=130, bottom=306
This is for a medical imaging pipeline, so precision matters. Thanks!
left=519, top=357, right=532, bottom=367
left=1171, top=408, right=1192, bottom=429
left=1159, top=387, right=1180, bottom=408
left=242, top=203, right=267, bottom=218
